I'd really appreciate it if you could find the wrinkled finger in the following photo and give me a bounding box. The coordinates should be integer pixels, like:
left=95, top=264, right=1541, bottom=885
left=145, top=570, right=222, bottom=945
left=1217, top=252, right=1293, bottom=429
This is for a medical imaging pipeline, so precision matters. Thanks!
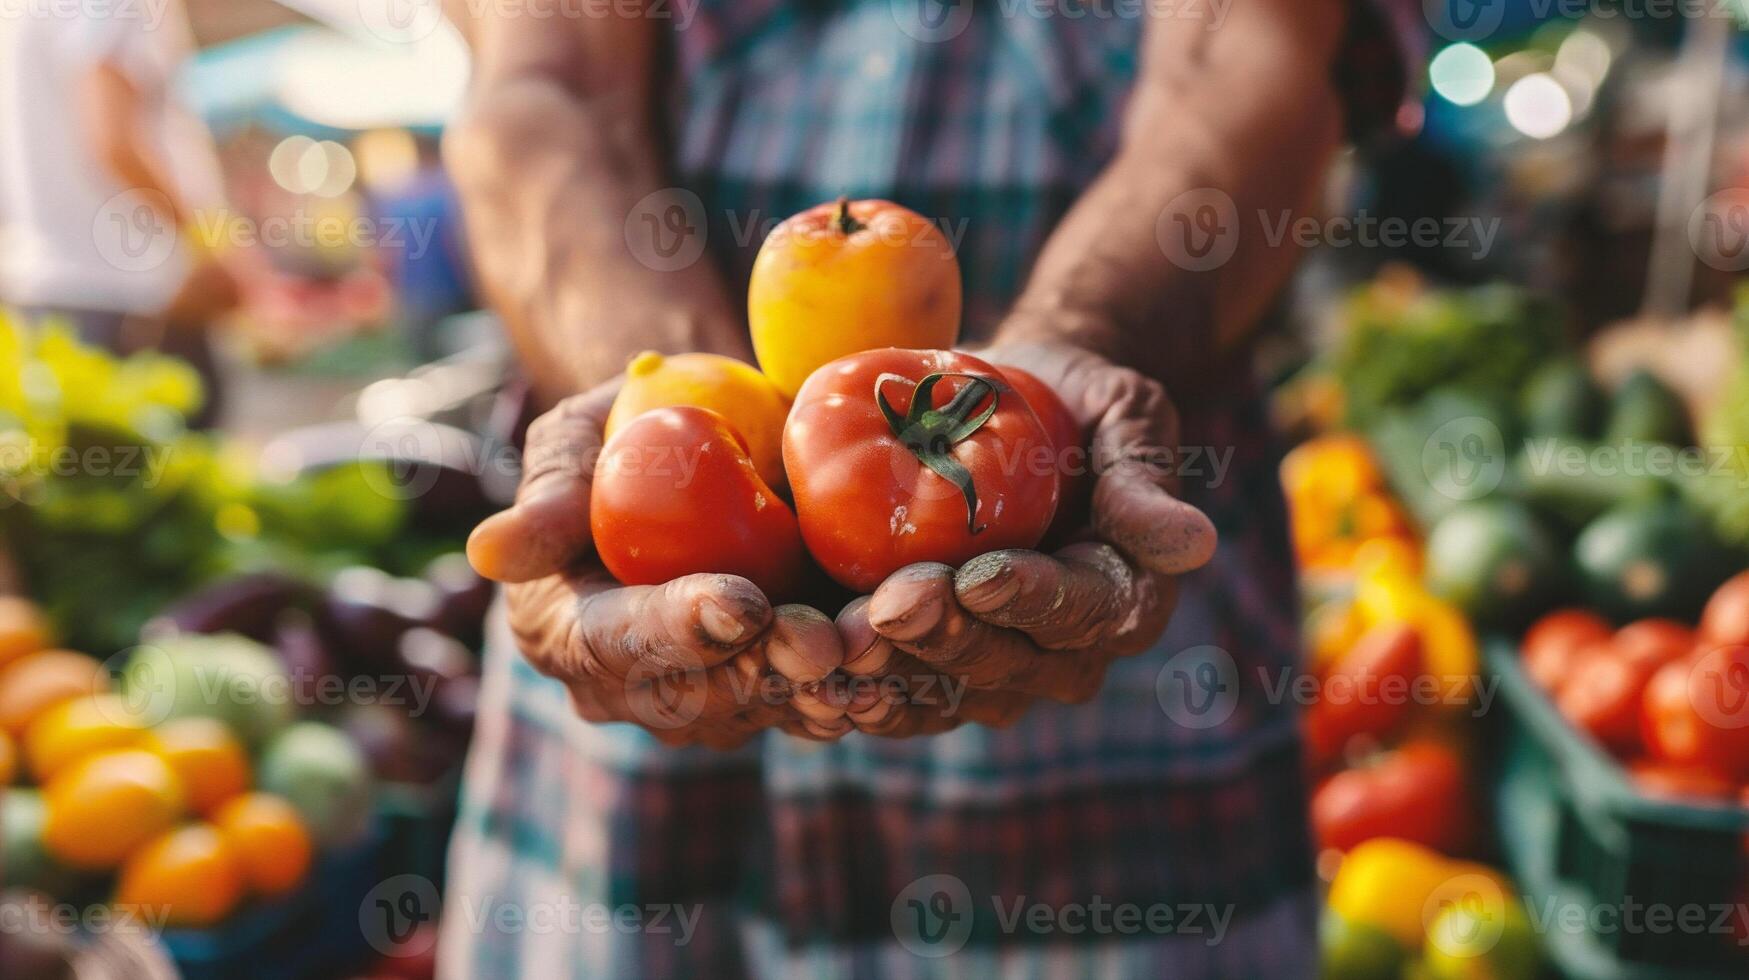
left=568, top=572, right=772, bottom=680
left=954, top=543, right=1173, bottom=653
left=467, top=382, right=619, bottom=583
left=865, top=564, right=957, bottom=646
left=868, top=565, right=1105, bottom=700
left=1087, top=380, right=1217, bottom=575
left=764, top=605, right=845, bottom=686
left=835, top=596, right=901, bottom=677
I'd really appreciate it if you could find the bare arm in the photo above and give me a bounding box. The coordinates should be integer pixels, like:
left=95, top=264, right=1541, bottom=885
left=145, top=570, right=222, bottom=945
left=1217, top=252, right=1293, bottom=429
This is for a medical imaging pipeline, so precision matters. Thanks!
left=443, top=3, right=748, bottom=399
left=78, top=63, right=190, bottom=227
left=847, top=0, right=1356, bottom=735
left=998, top=0, right=1350, bottom=385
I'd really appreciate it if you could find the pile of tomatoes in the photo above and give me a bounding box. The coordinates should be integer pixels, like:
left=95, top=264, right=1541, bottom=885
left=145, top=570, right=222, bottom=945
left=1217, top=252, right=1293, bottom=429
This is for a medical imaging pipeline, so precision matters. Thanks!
left=589, top=199, right=1085, bottom=595
left=1522, top=571, right=1749, bottom=802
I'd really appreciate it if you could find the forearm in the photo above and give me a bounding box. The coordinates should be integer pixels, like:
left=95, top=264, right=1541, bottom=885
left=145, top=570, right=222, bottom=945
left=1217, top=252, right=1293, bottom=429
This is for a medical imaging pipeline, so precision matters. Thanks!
left=996, top=0, right=1350, bottom=387
left=445, top=11, right=747, bottom=398
left=80, top=65, right=190, bottom=228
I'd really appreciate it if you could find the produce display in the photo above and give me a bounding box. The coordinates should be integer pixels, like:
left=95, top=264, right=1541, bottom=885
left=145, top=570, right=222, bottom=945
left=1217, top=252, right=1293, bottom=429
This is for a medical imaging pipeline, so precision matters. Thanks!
left=1519, top=574, right=1749, bottom=801
left=1323, top=839, right=1540, bottom=980
left=0, top=313, right=487, bottom=654
left=587, top=200, right=1081, bottom=595
left=0, top=313, right=492, bottom=975
left=0, top=597, right=356, bottom=929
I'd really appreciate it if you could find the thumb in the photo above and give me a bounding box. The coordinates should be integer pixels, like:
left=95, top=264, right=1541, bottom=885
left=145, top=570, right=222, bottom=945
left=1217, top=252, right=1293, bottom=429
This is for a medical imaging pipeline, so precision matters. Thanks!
left=467, top=381, right=620, bottom=582
left=1087, top=377, right=1218, bottom=575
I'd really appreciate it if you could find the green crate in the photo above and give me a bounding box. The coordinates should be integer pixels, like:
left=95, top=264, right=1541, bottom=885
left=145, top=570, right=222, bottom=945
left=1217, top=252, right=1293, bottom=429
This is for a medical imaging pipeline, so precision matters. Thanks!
left=1486, top=639, right=1749, bottom=979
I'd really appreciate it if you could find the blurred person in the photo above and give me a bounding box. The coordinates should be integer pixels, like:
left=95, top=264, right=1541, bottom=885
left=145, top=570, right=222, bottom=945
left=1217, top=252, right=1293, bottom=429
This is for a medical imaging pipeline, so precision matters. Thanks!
left=0, top=0, right=234, bottom=423
left=443, top=0, right=1419, bottom=976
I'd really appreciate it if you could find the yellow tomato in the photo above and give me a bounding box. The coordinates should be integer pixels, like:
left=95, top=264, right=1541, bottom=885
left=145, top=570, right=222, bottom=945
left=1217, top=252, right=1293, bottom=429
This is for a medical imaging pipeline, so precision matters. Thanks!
left=214, top=793, right=313, bottom=896
left=605, top=351, right=791, bottom=489
left=42, top=749, right=184, bottom=869
left=1327, top=838, right=1465, bottom=949
left=1411, top=595, right=1479, bottom=708
left=748, top=198, right=961, bottom=398
left=0, top=650, right=108, bottom=738
left=24, top=694, right=148, bottom=780
left=115, top=823, right=245, bottom=928
left=146, top=717, right=251, bottom=816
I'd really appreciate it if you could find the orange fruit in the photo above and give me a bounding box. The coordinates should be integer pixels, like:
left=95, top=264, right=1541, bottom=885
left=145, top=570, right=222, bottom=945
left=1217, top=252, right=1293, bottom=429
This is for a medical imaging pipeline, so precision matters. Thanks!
left=213, top=792, right=313, bottom=896
left=115, top=823, right=245, bottom=928
left=0, top=729, right=14, bottom=785
left=41, top=748, right=184, bottom=869
left=146, top=718, right=250, bottom=816
left=24, top=693, right=148, bottom=780
left=748, top=198, right=961, bottom=398
left=0, top=596, right=50, bottom=671
left=605, top=351, right=792, bottom=489
left=0, top=650, right=108, bottom=737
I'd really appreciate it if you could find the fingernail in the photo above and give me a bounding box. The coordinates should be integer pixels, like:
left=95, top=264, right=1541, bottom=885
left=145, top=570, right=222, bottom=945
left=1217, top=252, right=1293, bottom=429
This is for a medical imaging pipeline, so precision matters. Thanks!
left=868, top=593, right=941, bottom=640
left=955, top=555, right=1018, bottom=609
left=699, top=598, right=749, bottom=645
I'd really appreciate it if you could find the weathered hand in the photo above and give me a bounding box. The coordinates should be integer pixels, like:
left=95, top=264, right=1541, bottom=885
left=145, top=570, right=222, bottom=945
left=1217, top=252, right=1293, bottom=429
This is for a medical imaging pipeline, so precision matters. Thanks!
left=837, top=340, right=1217, bottom=736
left=468, top=382, right=850, bottom=748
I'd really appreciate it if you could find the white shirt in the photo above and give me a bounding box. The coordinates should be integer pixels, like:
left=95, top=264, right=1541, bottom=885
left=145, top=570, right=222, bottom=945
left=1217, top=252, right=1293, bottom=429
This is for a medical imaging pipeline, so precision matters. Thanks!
left=0, top=5, right=219, bottom=314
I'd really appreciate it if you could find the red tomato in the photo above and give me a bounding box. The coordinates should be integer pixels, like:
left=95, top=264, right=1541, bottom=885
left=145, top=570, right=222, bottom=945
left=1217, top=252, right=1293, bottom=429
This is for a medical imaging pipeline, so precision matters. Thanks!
left=1642, top=644, right=1749, bottom=781
left=1626, top=759, right=1738, bottom=803
left=1303, top=623, right=1423, bottom=768
left=783, top=348, right=1060, bottom=591
left=591, top=406, right=805, bottom=597
left=1310, top=741, right=1472, bottom=854
left=997, top=366, right=1088, bottom=543
left=1522, top=609, right=1612, bottom=694
left=1702, top=572, right=1749, bottom=646
left=1613, top=618, right=1696, bottom=669
left=1557, top=651, right=1657, bottom=756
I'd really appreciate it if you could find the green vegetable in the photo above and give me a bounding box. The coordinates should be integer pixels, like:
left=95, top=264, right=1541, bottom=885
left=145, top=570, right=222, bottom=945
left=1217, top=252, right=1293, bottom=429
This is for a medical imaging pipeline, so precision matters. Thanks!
left=1574, top=499, right=1730, bottom=622
left=1518, top=357, right=1603, bottom=440
left=1335, top=278, right=1563, bottom=432
left=1425, top=499, right=1563, bottom=627
left=1513, top=437, right=1669, bottom=530
left=1319, top=913, right=1407, bottom=980
left=1602, top=369, right=1691, bottom=447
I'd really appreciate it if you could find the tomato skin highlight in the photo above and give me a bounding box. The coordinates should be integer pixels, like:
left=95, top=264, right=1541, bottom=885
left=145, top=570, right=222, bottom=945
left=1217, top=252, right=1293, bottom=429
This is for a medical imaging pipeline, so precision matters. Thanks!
left=591, top=406, right=805, bottom=598
left=783, top=349, right=1060, bottom=592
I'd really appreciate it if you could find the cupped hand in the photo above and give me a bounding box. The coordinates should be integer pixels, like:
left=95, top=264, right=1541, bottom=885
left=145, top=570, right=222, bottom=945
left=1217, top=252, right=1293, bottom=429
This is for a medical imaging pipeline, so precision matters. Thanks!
left=837, top=340, right=1218, bottom=737
left=468, top=382, right=851, bottom=748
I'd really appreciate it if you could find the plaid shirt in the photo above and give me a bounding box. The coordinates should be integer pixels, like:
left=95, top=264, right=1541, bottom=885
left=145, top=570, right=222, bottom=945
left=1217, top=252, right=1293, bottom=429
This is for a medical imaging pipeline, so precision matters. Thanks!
left=442, top=3, right=1419, bottom=976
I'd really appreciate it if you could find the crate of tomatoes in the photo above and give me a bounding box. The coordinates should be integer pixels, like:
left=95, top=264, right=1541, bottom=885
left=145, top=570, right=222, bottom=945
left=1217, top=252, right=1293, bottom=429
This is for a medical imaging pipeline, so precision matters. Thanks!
left=1490, top=572, right=1749, bottom=979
